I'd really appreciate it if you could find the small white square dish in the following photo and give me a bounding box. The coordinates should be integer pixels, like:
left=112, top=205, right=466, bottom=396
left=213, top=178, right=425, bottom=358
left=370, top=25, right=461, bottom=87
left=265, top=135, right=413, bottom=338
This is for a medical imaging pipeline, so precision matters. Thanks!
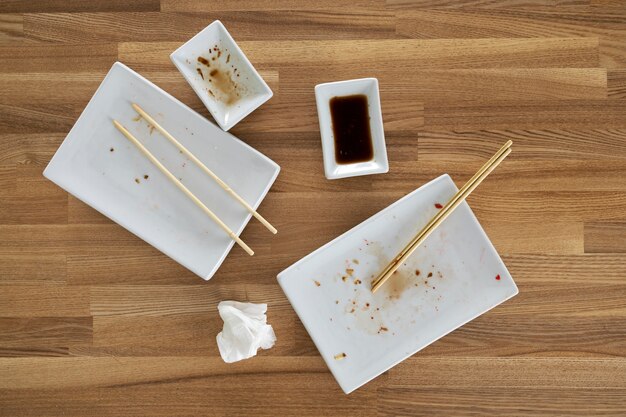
left=278, top=174, right=517, bottom=393
left=315, top=78, right=388, bottom=180
left=44, top=62, right=280, bottom=280
left=170, top=20, right=273, bottom=131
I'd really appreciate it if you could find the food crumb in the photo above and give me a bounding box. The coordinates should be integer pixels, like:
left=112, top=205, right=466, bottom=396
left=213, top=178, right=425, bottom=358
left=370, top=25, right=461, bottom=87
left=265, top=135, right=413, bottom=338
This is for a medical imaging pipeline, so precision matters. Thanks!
left=143, top=175, right=149, bottom=180
left=109, top=147, right=114, bottom=152
left=314, top=280, right=321, bottom=287
left=415, top=269, right=420, bottom=276
left=349, top=308, right=355, bottom=313
left=335, top=300, right=339, bottom=304
left=134, top=178, right=140, bottom=184
left=132, top=115, right=141, bottom=122
left=370, top=316, right=374, bottom=320
left=226, top=53, right=230, bottom=63
left=346, top=268, right=354, bottom=276
left=334, top=353, right=347, bottom=360
left=341, top=276, right=347, bottom=282
left=196, top=68, right=204, bottom=79
left=354, top=279, right=362, bottom=285
left=353, top=259, right=359, bottom=264
left=428, top=272, right=433, bottom=278
left=379, top=326, right=388, bottom=333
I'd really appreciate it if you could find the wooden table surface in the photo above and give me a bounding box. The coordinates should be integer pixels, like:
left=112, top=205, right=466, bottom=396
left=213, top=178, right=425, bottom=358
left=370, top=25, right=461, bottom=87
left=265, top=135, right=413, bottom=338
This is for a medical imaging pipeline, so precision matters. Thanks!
left=2, top=1, right=626, bottom=415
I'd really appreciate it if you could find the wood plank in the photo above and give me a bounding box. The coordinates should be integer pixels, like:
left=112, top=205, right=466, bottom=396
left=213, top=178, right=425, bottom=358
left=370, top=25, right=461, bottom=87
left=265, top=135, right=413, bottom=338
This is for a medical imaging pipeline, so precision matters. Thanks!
left=389, top=357, right=626, bottom=386
left=0, top=225, right=148, bottom=255
left=424, top=100, right=626, bottom=129
left=0, top=286, right=90, bottom=317
left=395, top=7, right=626, bottom=68
left=0, top=0, right=159, bottom=13
left=279, top=67, right=608, bottom=101
left=0, top=43, right=117, bottom=73
left=0, top=254, right=66, bottom=285
left=0, top=356, right=330, bottom=389
left=377, top=387, right=626, bottom=416
left=0, top=14, right=23, bottom=43
left=161, top=0, right=386, bottom=12
left=417, top=129, right=626, bottom=161
left=89, top=285, right=288, bottom=317
left=0, top=317, right=91, bottom=347
left=24, top=11, right=397, bottom=43
left=387, top=0, right=590, bottom=8
left=0, top=372, right=379, bottom=417
left=119, top=38, right=600, bottom=70
left=0, top=133, right=64, bottom=164
left=608, top=69, right=626, bottom=98
left=584, top=221, right=626, bottom=252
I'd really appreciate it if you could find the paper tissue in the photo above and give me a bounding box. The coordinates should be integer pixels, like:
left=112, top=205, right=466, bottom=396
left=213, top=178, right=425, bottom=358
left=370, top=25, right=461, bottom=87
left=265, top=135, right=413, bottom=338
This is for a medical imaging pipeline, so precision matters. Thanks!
left=216, top=301, right=276, bottom=363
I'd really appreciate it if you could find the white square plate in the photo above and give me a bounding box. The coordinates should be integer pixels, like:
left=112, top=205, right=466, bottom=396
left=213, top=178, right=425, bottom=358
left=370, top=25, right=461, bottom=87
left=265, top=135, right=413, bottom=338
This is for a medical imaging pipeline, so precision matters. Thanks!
left=278, top=174, right=517, bottom=393
left=44, top=62, right=280, bottom=280
left=315, top=78, right=388, bottom=179
left=170, top=20, right=273, bottom=131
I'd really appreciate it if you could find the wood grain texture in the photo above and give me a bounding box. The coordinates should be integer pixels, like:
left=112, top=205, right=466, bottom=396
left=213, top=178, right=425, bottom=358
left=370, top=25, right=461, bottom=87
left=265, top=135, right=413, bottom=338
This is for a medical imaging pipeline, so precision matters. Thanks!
left=1, top=1, right=626, bottom=416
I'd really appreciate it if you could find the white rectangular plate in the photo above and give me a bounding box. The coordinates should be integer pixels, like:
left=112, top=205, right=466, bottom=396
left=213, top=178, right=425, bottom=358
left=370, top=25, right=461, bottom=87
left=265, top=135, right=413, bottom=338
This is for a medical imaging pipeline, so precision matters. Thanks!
left=44, top=62, right=279, bottom=280
left=278, top=174, right=517, bottom=393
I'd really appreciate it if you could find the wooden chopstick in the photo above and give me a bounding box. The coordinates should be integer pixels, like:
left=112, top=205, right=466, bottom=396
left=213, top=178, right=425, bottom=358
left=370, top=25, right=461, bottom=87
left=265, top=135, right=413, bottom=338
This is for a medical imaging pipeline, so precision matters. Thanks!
left=112, top=119, right=254, bottom=256
left=371, top=141, right=512, bottom=293
left=131, top=103, right=277, bottom=235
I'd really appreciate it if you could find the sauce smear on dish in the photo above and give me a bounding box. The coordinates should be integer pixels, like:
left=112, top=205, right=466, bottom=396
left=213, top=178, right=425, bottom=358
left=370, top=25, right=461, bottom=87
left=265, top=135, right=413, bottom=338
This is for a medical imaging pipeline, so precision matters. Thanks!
left=329, top=94, right=374, bottom=164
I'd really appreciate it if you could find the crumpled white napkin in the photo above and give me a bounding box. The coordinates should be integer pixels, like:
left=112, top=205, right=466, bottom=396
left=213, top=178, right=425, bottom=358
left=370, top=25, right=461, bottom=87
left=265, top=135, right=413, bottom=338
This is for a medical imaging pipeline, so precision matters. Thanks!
left=216, top=301, right=276, bottom=363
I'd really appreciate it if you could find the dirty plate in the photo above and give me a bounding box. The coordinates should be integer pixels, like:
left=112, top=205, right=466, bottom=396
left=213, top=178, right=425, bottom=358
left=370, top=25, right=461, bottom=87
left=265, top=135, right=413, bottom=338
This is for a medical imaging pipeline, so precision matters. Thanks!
left=44, top=62, right=279, bottom=280
left=170, top=20, right=273, bottom=131
left=277, top=174, right=517, bottom=393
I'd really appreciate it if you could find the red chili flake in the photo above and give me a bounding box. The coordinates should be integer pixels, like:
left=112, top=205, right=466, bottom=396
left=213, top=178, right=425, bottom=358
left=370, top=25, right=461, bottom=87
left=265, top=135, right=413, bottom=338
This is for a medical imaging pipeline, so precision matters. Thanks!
left=496, top=274, right=501, bottom=281
left=435, top=203, right=443, bottom=209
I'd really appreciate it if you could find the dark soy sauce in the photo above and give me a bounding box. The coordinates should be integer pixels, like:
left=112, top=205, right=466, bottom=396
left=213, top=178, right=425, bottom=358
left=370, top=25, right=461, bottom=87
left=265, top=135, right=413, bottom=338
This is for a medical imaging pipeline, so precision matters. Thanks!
left=329, top=94, right=374, bottom=164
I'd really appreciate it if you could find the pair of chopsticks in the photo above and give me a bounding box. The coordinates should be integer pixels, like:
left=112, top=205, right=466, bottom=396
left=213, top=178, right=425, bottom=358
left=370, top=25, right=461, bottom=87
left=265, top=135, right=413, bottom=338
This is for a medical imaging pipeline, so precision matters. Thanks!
left=113, top=103, right=277, bottom=256
left=371, top=140, right=513, bottom=293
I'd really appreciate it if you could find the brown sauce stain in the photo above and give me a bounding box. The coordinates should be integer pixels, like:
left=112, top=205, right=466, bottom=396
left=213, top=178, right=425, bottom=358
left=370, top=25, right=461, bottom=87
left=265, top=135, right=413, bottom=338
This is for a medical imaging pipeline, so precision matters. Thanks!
left=196, top=68, right=204, bottom=79
left=207, top=67, right=240, bottom=105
